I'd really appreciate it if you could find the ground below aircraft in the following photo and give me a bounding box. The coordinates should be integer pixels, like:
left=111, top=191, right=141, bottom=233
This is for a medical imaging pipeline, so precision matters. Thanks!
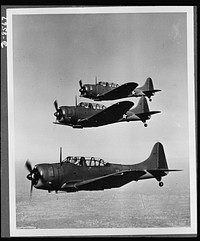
left=53, top=96, right=160, bottom=128
left=25, top=142, right=181, bottom=195
left=79, top=77, right=161, bottom=101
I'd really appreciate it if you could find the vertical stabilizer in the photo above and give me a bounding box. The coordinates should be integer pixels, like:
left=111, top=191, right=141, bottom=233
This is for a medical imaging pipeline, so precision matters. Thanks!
left=139, top=77, right=154, bottom=91
left=132, top=96, right=150, bottom=114
left=144, top=142, right=168, bottom=169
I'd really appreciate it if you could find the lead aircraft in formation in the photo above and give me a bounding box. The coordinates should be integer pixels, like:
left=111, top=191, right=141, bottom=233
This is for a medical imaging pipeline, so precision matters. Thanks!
left=25, top=142, right=181, bottom=195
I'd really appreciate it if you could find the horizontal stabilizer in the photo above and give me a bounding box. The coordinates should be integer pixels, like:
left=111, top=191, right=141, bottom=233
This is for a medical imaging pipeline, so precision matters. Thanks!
left=147, top=169, right=182, bottom=172
left=136, top=111, right=161, bottom=121
left=147, top=169, right=182, bottom=181
left=143, top=89, right=161, bottom=94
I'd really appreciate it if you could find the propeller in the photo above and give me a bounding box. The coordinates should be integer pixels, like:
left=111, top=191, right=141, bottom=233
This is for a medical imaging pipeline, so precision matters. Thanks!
left=54, top=100, right=63, bottom=121
left=60, top=147, right=62, bottom=166
left=79, top=80, right=85, bottom=94
left=25, top=160, right=32, bottom=174
left=25, top=160, right=34, bottom=197
left=75, top=95, right=77, bottom=107
left=54, top=100, right=59, bottom=111
left=25, top=160, right=43, bottom=197
left=79, top=80, right=83, bottom=88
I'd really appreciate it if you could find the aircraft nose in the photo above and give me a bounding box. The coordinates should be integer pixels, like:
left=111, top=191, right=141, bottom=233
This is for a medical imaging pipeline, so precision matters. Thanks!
left=26, top=165, right=44, bottom=187
left=54, top=109, right=64, bottom=121
left=54, top=111, right=59, bottom=117
left=79, top=85, right=87, bottom=95
left=27, top=173, right=32, bottom=181
left=32, top=165, right=46, bottom=189
left=34, top=178, right=44, bottom=189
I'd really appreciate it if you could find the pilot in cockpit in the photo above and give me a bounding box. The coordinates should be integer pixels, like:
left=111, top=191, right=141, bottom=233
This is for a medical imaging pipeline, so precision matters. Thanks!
left=74, top=157, right=79, bottom=165
left=80, top=156, right=87, bottom=166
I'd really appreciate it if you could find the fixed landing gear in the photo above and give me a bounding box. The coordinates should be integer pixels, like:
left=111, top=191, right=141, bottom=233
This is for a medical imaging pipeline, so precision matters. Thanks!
left=159, top=181, right=164, bottom=187
left=144, top=123, right=148, bottom=127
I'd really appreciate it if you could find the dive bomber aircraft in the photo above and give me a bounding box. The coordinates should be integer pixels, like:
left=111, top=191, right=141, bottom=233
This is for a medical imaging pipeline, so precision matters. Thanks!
left=79, top=77, right=161, bottom=101
left=53, top=96, right=160, bottom=128
left=25, top=142, right=181, bottom=195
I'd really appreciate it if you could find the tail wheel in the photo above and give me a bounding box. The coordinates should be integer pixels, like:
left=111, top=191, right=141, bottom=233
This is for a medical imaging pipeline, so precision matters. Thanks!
left=144, top=123, right=148, bottom=127
left=159, top=181, right=164, bottom=187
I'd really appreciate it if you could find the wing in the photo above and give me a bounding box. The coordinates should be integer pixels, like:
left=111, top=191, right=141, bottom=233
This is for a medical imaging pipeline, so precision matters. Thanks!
left=78, top=101, right=134, bottom=127
left=98, top=82, right=138, bottom=100
left=74, top=170, right=146, bottom=191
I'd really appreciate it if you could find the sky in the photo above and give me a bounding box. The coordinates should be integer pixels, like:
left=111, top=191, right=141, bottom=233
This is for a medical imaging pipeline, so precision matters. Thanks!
left=10, top=8, right=193, bottom=190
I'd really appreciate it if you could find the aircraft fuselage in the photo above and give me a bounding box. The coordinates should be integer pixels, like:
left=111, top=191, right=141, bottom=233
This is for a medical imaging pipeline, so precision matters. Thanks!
left=26, top=142, right=181, bottom=194
left=32, top=161, right=167, bottom=192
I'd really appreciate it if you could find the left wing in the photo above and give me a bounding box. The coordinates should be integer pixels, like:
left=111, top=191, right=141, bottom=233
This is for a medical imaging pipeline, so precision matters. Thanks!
left=74, top=170, right=146, bottom=190
left=78, top=101, right=134, bottom=127
left=98, top=82, right=138, bottom=100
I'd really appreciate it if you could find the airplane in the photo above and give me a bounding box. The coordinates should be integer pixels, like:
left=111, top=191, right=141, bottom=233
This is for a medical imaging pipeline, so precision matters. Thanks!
left=25, top=142, right=182, bottom=195
left=79, top=77, right=161, bottom=101
left=53, top=96, right=160, bottom=128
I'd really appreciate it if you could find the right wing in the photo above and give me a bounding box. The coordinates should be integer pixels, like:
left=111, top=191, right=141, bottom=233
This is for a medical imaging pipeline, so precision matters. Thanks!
left=98, top=82, right=138, bottom=100
left=78, top=101, right=134, bottom=127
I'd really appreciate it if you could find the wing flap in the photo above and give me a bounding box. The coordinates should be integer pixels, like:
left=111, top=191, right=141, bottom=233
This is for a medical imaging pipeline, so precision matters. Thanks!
left=78, top=101, right=134, bottom=127
left=98, top=82, right=138, bottom=100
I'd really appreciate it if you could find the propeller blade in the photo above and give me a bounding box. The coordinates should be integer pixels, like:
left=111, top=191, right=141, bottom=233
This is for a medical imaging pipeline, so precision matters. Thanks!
left=30, top=181, right=33, bottom=197
left=75, top=95, right=77, bottom=107
left=54, top=100, right=64, bottom=121
left=79, top=80, right=83, bottom=88
left=60, top=147, right=62, bottom=164
left=25, top=160, right=32, bottom=173
left=54, top=100, right=59, bottom=111
left=25, top=160, right=34, bottom=197
left=79, top=80, right=86, bottom=94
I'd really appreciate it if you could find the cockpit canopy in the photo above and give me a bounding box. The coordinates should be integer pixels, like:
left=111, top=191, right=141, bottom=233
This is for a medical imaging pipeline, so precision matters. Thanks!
left=78, top=102, right=106, bottom=110
left=62, top=156, right=108, bottom=167
left=98, top=81, right=119, bottom=88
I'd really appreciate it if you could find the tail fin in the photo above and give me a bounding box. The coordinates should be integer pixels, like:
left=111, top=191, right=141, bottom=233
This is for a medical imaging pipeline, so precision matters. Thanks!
left=135, top=142, right=182, bottom=186
left=132, top=96, right=150, bottom=115
left=143, top=142, right=168, bottom=170
left=139, top=77, right=154, bottom=91
left=137, top=77, right=161, bottom=101
left=131, top=97, right=160, bottom=126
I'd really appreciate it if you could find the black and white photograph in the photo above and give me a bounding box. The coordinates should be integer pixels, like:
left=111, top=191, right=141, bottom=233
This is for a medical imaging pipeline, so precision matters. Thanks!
left=4, top=6, right=196, bottom=237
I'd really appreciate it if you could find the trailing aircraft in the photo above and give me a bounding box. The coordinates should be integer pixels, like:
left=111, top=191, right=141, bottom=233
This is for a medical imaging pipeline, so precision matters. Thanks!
left=25, top=142, right=181, bottom=195
left=79, top=77, right=161, bottom=101
left=53, top=96, right=160, bottom=128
